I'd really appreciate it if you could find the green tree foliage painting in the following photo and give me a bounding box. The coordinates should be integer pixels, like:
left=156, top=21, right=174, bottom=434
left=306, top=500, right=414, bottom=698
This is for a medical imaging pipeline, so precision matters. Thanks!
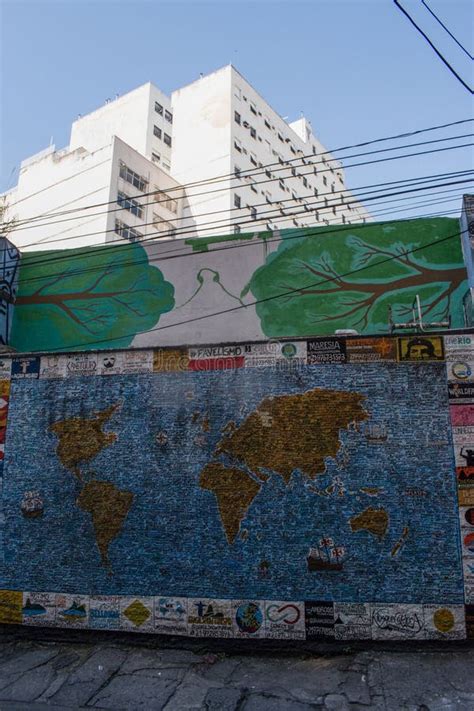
left=10, top=243, right=174, bottom=351
left=245, top=218, right=468, bottom=336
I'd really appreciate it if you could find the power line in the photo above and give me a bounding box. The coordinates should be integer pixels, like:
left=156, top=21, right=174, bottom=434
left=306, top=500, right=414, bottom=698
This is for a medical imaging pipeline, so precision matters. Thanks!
left=394, top=0, right=473, bottom=94
left=8, top=140, right=474, bottom=261
left=421, top=0, right=474, bottom=60
left=11, top=130, right=473, bottom=235
left=39, top=228, right=464, bottom=353
left=14, top=182, right=469, bottom=287
left=7, top=117, right=473, bottom=226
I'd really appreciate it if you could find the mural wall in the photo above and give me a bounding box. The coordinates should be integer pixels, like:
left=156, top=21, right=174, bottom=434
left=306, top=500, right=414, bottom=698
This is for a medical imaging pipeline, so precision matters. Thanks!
left=9, top=217, right=468, bottom=352
left=1, top=331, right=474, bottom=641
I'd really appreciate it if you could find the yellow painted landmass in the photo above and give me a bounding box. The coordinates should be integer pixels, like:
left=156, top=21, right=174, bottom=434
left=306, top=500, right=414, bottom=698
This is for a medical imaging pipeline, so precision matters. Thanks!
left=215, top=389, right=368, bottom=484
left=350, top=507, right=389, bottom=540
left=76, top=480, right=134, bottom=570
left=200, top=462, right=261, bottom=544
left=50, top=403, right=120, bottom=479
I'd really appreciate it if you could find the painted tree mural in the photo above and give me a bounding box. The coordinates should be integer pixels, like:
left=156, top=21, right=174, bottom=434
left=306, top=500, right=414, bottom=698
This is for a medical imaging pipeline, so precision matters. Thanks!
left=11, top=243, right=174, bottom=351
left=245, top=218, right=468, bottom=336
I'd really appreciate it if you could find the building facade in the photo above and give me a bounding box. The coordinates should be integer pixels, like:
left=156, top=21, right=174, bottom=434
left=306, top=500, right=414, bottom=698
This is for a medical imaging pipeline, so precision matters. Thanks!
left=2, top=65, right=369, bottom=252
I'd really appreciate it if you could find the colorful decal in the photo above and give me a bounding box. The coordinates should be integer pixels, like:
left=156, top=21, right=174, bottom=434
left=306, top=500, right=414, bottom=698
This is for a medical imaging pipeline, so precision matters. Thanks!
left=120, top=596, right=154, bottom=632
left=264, top=601, right=305, bottom=639
left=371, top=604, right=425, bottom=640
left=0, top=589, right=22, bottom=624
left=187, top=599, right=233, bottom=638
left=397, top=336, right=444, bottom=362
left=22, top=592, right=56, bottom=626
left=89, top=595, right=120, bottom=630
left=11, top=356, right=40, bottom=379
left=334, top=602, right=372, bottom=640
left=232, top=600, right=265, bottom=638
left=304, top=601, right=335, bottom=640
left=307, top=338, right=347, bottom=364
left=346, top=338, right=396, bottom=363
left=55, top=594, right=89, bottom=627
left=154, top=597, right=188, bottom=635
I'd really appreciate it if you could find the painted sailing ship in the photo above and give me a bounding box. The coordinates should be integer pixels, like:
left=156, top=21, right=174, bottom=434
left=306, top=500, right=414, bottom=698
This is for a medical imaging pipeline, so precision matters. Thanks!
left=307, top=537, right=346, bottom=571
left=20, top=491, right=44, bottom=518
left=365, top=423, right=388, bottom=443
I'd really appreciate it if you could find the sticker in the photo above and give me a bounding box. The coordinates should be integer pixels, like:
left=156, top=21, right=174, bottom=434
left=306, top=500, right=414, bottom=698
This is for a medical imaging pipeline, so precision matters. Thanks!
left=452, top=426, right=474, bottom=444
left=423, top=605, right=465, bottom=640
left=232, top=600, right=265, bottom=638
left=334, top=602, right=372, bottom=640
left=120, top=596, right=154, bottom=632
left=448, top=383, right=474, bottom=401
left=55, top=594, right=89, bottom=627
left=154, top=597, right=188, bottom=635
left=97, top=353, right=122, bottom=376
left=448, top=361, right=474, bottom=382
left=444, top=335, right=474, bottom=361
left=0, top=359, right=12, bottom=379
left=460, top=507, right=474, bottom=528
left=39, top=355, right=67, bottom=379
left=89, top=595, right=120, bottom=630
left=450, top=404, right=474, bottom=426
left=0, top=589, right=22, bottom=624
left=187, top=598, right=233, bottom=638
left=121, top=350, right=153, bottom=374
left=153, top=349, right=189, bottom=373
left=455, top=445, right=474, bottom=468
left=244, top=341, right=306, bottom=368
left=457, top=470, right=474, bottom=506
left=304, top=601, right=335, bottom=640
left=22, top=592, right=56, bottom=626
left=346, top=338, right=396, bottom=363
left=264, top=600, right=305, bottom=639
left=11, top=357, right=40, bottom=379
left=371, top=603, right=425, bottom=640
left=307, top=338, right=346, bottom=364
left=397, top=336, right=444, bottom=362
left=65, top=354, right=98, bottom=377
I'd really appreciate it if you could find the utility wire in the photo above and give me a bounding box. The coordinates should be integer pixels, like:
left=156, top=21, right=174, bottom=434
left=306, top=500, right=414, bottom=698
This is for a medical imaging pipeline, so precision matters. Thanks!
left=421, top=0, right=474, bottom=60
left=40, top=228, right=464, bottom=353
left=394, top=0, right=473, bottom=93
left=12, top=174, right=473, bottom=279
left=10, top=130, right=473, bottom=234
left=7, top=117, right=473, bottom=225
left=14, top=183, right=469, bottom=287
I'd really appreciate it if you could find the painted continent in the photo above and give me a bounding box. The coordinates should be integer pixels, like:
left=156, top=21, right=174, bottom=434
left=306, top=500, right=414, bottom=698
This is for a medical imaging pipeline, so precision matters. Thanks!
left=350, top=507, right=389, bottom=540
left=200, top=388, right=368, bottom=544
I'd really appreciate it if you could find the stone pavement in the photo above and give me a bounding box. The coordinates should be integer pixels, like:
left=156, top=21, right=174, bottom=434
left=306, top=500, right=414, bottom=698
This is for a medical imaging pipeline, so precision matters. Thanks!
left=0, top=630, right=473, bottom=710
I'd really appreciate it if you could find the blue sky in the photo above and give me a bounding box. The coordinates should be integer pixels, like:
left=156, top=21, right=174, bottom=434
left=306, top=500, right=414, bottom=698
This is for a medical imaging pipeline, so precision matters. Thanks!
left=1, top=0, right=473, bottom=219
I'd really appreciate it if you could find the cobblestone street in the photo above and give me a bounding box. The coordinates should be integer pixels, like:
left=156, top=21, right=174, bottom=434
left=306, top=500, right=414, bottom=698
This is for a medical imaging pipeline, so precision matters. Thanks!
left=0, top=630, right=473, bottom=710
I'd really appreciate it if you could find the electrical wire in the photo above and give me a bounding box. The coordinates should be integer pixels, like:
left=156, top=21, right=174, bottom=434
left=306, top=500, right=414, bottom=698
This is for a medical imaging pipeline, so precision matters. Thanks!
left=14, top=182, right=470, bottom=288
left=394, top=0, right=473, bottom=93
left=10, top=130, right=473, bottom=236
left=12, top=174, right=474, bottom=280
left=7, top=117, right=473, bottom=226
left=421, top=0, right=474, bottom=60
left=36, top=227, right=464, bottom=353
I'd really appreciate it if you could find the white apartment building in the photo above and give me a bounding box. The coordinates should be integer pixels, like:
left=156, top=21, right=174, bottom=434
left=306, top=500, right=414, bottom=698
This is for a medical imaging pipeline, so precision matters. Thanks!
left=2, top=65, right=369, bottom=252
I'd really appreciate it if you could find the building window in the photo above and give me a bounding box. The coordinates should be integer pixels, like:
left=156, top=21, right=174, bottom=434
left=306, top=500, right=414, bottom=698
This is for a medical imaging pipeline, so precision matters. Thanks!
left=250, top=153, right=257, bottom=166
left=165, top=109, right=173, bottom=123
left=234, top=224, right=241, bottom=234
left=151, top=152, right=161, bottom=164
left=250, top=101, right=257, bottom=115
left=265, top=169, right=272, bottom=179
left=250, top=126, right=256, bottom=139
left=119, top=162, right=148, bottom=192
left=234, top=86, right=241, bottom=99
left=234, top=166, right=241, bottom=178
left=153, top=125, right=162, bottom=139
left=291, top=167, right=296, bottom=177
left=290, top=146, right=296, bottom=155
left=279, top=179, right=285, bottom=190
left=324, top=197, right=328, bottom=207
left=303, top=177, right=308, bottom=188
left=264, top=118, right=271, bottom=129
left=163, top=133, right=172, bottom=147
left=234, top=139, right=242, bottom=153
left=162, top=162, right=171, bottom=171
left=314, top=187, right=318, bottom=197
left=331, top=183, right=335, bottom=193
left=342, top=214, right=346, bottom=224
left=153, top=214, right=176, bottom=237
left=251, top=183, right=257, bottom=193
left=115, top=219, right=143, bottom=242
left=234, top=110, right=241, bottom=125
left=277, top=132, right=284, bottom=143
left=265, top=193, right=272, bottom=204
left=117, top=191, right=143, bottom=218
left=154, top=188, right=178, bottom=213
left=315, top=210, right=320, bottom=221
left=250, top=206, right=257, bottom=220
left=323, top=175, right=327, bottom=186
left=313, top=166, right=317, bottom=175
left=155, top=102, right=163, bottom=115
left=234, top=194, right=241, bottom=208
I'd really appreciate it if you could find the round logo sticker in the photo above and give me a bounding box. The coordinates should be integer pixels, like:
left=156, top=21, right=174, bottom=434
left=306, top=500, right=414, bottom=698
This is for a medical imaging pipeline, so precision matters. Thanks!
left=235, top=603, right=263, bottom=634
left=281, top=343, right=297, bottom=359
left=452, top=362, right=472, bottom=380
left=464, top=532, right=474, bottom=553
left=433, top=608, right=455, bottom=633
left=465, top=508, right=474, bottom=526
